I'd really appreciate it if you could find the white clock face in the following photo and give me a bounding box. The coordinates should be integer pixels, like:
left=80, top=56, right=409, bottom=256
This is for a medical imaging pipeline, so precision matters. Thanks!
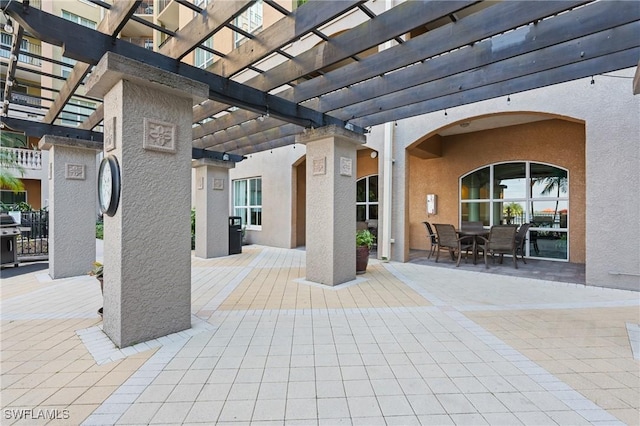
left=99, top=161, right=112, bottom=211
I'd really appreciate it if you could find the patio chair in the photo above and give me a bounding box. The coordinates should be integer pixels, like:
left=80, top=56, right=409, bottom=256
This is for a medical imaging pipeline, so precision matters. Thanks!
left=422, top=221, right=438, bottom=259
left=515, top=223, right=532, bottom=264
left=433, top=223, right=474, bottom=267
left=477, top=225, right=519, bottom=269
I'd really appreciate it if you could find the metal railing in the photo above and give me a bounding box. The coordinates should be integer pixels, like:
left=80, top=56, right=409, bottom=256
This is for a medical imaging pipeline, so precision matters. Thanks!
left=0, top=147, right=42, bottom=170
left=0, top=38, right=42, bottom=67
left=17, top=210, right=48, bottom=259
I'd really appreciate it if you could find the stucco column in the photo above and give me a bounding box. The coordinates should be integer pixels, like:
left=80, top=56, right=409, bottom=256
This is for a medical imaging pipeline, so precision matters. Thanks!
left=38, top=136, right=101, bottom=279
left=86, top=53, right=208, bottom=348
left=192, top=159, right=235, bottom=258
left=296, top=125, right=365, bottom=286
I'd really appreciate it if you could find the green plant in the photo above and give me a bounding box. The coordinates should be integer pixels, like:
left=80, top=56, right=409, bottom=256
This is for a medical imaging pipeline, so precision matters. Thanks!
left=0, top=149, right=25, bottom=193
left=89, top=261, right=103, bottom=279
left=191, top=208, right=196, bottom=249
left=95, top=221, right=104, bottom=239
left=356, top=229, right=375, bottom=249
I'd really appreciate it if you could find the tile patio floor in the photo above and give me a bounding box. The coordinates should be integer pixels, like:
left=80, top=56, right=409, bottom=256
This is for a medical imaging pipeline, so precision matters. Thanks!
left=1, top=244, right=639, bottom=425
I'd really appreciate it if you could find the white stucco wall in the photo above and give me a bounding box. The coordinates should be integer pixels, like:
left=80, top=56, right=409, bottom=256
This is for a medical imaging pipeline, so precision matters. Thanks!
left=391, top=69, right=640, bottom=291
left=229, top=145, right=305, bottom=248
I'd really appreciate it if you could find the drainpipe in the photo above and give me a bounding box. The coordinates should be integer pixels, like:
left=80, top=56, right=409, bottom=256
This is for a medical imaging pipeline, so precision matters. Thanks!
left=380, top=0, right=395, bottom=260
left=381, top=120, right=394, bottom=260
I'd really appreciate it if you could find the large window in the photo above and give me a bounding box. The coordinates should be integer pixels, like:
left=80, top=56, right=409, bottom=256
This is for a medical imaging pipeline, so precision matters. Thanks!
left=357, top=175, right=378, bottom=222
left=234, top=0, right=262, bottom=47
left=233, top=177, right=262, bottom=229
left=61, top=10, right=97, bottom=29
left=461, top=162, right=569, bottom=260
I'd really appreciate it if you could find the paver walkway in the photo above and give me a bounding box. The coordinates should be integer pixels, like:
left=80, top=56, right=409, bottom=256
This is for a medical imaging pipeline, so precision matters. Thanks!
left=1, top=245, right=638, bottom=425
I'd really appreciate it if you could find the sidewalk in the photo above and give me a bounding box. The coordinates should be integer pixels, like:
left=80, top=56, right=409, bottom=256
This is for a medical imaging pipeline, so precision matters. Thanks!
left=1, top=245, right=638, bottom=425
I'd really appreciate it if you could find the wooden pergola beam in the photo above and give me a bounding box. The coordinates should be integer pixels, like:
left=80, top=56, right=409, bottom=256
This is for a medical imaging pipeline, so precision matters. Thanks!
left=311, top=0, right=640, bottom=115
left=2, top=2, right=363, bottom=133
left=335, top=21, right=640, bottom=121
left=209, top=0, right=364, bottom=78
left=200, top=0, right=590, bottom=139
left=356, top=48, right=639, bottom=128
left=2, top=24, right=24, bottom=117
left=192, top=0, right=476, bottom=130
left=42, top=0, right=141, bottom=124
left=158, top=0, right=253, bottom=60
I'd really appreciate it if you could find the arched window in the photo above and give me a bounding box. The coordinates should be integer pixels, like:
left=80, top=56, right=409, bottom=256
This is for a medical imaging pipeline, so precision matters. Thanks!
left=460, top=162, right=568, bottom=261
left=356, top=175, right=378, bottom=222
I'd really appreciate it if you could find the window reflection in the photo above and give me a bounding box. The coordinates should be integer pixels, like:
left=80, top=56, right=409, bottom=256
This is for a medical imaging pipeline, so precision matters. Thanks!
left=531, top=163, right=568, bottom=198
left=460, top=162, right=569, bottom=261
left=461, top=202, right=490, bottom=226
left=494, top=163, right=526, bottom=199
left=461, top=167, right=490, bottom=200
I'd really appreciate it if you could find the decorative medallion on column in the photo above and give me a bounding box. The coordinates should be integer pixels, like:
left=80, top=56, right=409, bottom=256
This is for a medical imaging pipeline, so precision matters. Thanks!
left=213, top=178, right=224, bottom=190
left=65, top=164, right=86, bottom=180
left=104, top=116, right=116, bottom=152
left=313, top=157, right=326, bottom=175
left=340, top=157, right=353, bottom=176
left=143, top=117, right=176, bottom=153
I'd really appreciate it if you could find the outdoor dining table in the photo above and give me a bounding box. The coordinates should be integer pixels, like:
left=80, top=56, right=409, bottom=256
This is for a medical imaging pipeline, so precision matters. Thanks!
left=456, top=228, right=489, bottom=265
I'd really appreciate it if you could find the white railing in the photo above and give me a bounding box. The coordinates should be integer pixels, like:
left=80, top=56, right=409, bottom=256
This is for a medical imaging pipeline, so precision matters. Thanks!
left=1, top=147, right=42, bottom=170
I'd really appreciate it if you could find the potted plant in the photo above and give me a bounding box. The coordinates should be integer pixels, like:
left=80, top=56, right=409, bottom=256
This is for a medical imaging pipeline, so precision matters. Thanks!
left=356, top=229, right=375, bottom=274
left=89, top=261, right=104, bottom=317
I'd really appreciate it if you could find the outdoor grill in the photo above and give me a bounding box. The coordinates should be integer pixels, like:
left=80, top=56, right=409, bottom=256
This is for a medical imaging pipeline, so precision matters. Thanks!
left=1, top=213, right=21, bottom=267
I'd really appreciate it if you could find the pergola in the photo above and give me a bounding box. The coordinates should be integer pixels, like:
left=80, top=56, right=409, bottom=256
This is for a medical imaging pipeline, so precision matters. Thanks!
left=1, top=0, right=638, bottom=347
left=1, top=0, right=638, bottom=156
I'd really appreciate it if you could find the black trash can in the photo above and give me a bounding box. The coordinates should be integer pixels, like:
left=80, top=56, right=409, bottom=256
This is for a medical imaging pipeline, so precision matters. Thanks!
left=229, top=216, right=242, bottom=255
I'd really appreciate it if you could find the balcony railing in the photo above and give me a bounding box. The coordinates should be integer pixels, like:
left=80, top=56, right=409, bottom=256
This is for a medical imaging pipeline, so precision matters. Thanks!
left=10, top=93, right=42, bottom=107
left=0, top=38, right=42, bottom=67
left=0, top=147, right=42, bottom=170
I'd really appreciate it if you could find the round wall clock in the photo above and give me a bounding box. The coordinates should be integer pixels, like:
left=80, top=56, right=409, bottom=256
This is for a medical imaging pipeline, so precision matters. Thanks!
left=98, top=155, right=121, bottom=217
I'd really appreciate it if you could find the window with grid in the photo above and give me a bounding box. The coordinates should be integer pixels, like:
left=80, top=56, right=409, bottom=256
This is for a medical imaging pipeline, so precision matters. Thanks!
left=233, top=177, right=262, bottom=229
left=356, top=175, right=379, bottom=222
left=234, top=0, right=262, bottom=47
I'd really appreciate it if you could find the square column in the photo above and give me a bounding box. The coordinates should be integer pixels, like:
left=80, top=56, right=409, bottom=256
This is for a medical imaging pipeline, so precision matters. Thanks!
left=86, top=53, right=208, bottom=348
left=296, top=125, right=365, bottom=286
left=38, top=136, right=101, bottom=279
left=192, top=158, right=235, bottom=258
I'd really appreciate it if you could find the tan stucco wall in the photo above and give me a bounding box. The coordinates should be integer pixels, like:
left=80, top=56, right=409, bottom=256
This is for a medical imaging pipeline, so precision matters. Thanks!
left=407, top=118, right=586, bottom=263
left=294, top=159, right=306, bottom=247
left=357, top=148, right=378, bottom=179
left=23, top=179, right=42, bottom=210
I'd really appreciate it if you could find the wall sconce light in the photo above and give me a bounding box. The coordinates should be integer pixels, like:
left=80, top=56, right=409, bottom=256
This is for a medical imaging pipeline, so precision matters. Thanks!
left=4, top=18, right=13, bottom=34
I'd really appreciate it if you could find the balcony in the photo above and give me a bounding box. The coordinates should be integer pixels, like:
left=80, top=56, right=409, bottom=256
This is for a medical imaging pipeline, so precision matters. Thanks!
left=0, top=147, right=42, bottom=170
left=0, top=36, right=42, bottom=67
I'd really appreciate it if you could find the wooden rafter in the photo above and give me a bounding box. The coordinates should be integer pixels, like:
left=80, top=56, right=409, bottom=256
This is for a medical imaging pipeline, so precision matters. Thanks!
left=1, top=1, right=363, bottom=133
left=197, top=0, right=591, bottom=141
left=42, top=0, right=142, bottom=124
left=192, top=0, right=476, bottom=133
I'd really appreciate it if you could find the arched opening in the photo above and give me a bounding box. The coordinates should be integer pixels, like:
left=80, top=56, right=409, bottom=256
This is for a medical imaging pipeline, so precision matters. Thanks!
left=407, top=113, right=585, bottom=264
